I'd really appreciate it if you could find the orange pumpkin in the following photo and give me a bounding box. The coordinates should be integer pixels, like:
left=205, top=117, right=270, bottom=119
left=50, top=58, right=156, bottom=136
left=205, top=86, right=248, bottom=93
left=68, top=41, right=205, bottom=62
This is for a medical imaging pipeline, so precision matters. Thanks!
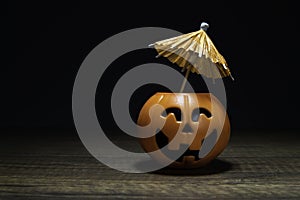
left=137, top=92, right=230, bottom=169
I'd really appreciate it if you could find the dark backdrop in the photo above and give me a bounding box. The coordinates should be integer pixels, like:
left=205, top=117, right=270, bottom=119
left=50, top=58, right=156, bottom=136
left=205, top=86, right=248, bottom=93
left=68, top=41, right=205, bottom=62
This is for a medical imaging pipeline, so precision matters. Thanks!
left=2, top=1, right=299, bottom=135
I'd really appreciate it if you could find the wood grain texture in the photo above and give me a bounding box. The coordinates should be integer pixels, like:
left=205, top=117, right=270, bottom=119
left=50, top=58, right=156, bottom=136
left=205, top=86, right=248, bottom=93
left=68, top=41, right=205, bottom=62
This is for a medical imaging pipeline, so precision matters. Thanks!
left=0, top=131, right=299, bottom=199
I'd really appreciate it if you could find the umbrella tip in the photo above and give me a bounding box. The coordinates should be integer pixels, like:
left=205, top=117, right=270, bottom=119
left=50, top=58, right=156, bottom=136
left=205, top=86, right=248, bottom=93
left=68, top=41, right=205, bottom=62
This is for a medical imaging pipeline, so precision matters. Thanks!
left=200, top=22, right=209, bottom=31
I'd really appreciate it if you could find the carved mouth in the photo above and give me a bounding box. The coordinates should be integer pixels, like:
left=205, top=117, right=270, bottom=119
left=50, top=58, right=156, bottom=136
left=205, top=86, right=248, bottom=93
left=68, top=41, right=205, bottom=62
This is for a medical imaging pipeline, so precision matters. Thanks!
left=175, top=145, right=200, bottom=162
left=155, top=130, right=200, bottom=162
left=155, top=129, right=217, bottom=162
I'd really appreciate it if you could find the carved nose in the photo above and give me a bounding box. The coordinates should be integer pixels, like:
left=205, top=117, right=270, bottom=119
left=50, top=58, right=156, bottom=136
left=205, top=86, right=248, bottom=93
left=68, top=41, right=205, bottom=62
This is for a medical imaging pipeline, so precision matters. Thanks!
left=182, top=124, right=193, bottom=133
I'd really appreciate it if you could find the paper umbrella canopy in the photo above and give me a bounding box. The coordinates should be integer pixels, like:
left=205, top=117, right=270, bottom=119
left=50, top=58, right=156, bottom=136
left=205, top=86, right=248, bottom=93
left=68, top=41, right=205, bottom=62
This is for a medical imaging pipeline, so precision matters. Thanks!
left=149, top=22, right=234, bottom=91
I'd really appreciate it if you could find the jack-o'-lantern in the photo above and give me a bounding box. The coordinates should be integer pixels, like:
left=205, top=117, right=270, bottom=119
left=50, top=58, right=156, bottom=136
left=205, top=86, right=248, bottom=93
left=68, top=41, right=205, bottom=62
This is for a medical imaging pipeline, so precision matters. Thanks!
left=137, top=92, right=230, bottom=169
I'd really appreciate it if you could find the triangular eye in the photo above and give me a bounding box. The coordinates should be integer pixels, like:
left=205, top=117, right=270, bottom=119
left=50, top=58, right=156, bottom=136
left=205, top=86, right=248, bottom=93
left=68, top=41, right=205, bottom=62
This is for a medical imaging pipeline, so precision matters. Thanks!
left=161, top=107, right=182, bottom=121
left=192, top=107, right=212, bottom=121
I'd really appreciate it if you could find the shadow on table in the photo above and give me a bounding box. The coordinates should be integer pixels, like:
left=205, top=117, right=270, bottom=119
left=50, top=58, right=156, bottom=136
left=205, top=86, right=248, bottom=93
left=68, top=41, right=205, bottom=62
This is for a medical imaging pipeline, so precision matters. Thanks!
left=150, top=159, right=233, bottom=176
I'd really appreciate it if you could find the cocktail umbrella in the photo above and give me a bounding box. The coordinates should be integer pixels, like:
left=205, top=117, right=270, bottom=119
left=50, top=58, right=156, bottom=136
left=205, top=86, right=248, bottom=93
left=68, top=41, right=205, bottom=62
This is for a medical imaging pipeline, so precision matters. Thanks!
left=149, top=22, right=234, bottom=92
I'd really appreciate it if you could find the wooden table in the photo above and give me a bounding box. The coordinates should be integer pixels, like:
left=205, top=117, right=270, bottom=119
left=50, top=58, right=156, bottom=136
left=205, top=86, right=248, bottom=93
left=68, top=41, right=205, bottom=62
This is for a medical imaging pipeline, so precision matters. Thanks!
left=0, top=130, right=299, bottom=199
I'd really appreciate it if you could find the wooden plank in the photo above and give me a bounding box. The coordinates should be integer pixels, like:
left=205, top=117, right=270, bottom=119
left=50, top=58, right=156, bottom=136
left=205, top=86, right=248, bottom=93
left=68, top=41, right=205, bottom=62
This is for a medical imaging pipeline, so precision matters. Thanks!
left=0, top=131, right=299, bottom=199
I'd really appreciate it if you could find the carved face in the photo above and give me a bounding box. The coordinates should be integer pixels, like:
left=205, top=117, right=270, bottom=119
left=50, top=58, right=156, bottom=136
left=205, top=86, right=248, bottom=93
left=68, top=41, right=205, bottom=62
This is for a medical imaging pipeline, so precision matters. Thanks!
left=137, top=93, right=230, bottom=169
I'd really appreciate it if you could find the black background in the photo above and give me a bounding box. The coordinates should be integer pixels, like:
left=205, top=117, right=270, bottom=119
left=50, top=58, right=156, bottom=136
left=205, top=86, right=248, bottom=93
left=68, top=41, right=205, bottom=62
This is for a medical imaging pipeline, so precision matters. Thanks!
left=2, top=1, right=299, bottom=136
